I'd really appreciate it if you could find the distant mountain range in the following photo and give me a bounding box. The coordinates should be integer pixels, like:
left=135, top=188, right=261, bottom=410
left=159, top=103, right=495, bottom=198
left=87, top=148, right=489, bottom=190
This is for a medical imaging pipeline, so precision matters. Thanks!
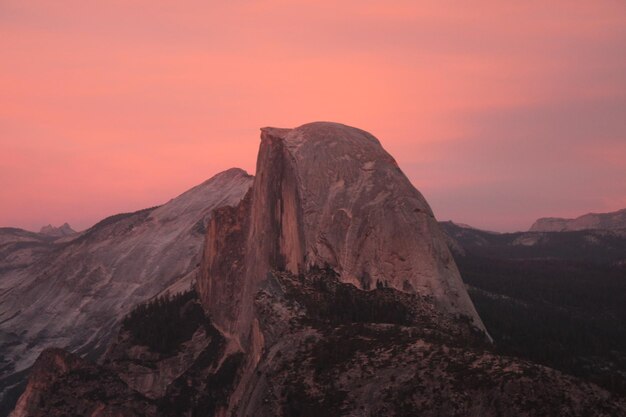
left=529, top=208, right=626, bottom=232
left=440, top=220, right=626, bottom=399
left=38, top=223, right=76, bottom=238
left=441, top=219, right=626, bottom=265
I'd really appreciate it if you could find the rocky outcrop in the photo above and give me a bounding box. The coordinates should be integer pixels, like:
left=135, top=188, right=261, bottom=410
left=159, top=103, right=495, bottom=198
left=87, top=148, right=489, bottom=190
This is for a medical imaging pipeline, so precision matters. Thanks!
left=9, top=349, right=83, bottom=417
left=38, top=223, right=76, bottom=238
left=103, top=292, right=221, bottom=399
left=198, top=122, right=486, bottom=351
left=10, top=349, right=158, bottom=417
left=196, top=122, right=490, bottom=416
left=237, top=269, right=626, bottom=417
left=0, top=168, right=253, bottom=415
left=12, top=270, right=626, bottom=417
left=10, top=290, right=246, bottom=417
left=530, top=208, right=626, bottom=232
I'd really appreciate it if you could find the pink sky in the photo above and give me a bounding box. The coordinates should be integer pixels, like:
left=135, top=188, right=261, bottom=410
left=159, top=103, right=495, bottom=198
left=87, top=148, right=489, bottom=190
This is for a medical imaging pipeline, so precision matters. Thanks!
left=1, top=1, right=625, bottom=232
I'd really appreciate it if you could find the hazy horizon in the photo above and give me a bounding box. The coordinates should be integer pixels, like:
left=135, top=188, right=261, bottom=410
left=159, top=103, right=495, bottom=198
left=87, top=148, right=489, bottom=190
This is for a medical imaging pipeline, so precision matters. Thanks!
left=2, top=1, right=625, bottom=233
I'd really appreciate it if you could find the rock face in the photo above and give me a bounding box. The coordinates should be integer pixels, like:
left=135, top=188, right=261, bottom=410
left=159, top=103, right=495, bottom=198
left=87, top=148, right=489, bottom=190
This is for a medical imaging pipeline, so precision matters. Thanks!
left=10, top=349, right=158, bottom=417
left=529, top=208, right=626, bottom=232
left=103, top=291, right=220, bottom=400
left=197, top=122, right=489, bottom=416
left=9, top=349, right=83, bottom=417
left=12, top=290, right=245, bottom=417
left=38, top=223, right=76, bottom=238
left=232, top=269, right=626, bottom=417
left=102, top=290, right=242, bottom=416
left=0, top=169, right=253, bottom=416
left=9, top=122, right=626, bottom=417
left=198, top=122, right=486, bottom=350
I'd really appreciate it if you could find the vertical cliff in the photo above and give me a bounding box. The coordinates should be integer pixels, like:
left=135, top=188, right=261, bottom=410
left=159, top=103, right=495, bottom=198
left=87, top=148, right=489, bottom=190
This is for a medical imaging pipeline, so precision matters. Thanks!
left=197, top=122, right=487, bottom=350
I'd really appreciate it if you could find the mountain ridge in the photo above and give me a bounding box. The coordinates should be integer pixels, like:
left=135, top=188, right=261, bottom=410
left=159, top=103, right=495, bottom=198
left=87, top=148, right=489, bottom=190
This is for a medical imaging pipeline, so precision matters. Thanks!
left=0, top=168, right=253, bottom=416
left=7, top=122, right=626, bottom=416
left=38, top=223, right=76, bottom=238
left=529, top=208, right=626, bottom=232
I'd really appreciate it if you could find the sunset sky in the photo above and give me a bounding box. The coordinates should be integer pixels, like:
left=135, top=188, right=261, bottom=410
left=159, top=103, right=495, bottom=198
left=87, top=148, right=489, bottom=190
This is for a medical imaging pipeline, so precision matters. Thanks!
left=1, top=1, right=625, bottom=232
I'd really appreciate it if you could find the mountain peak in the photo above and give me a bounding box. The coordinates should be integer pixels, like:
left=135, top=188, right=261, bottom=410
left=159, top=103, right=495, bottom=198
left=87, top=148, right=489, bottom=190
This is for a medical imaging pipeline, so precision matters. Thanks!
left=151, top=168, right=253, bottom=224
left=0, top=171, right=253, bottom=414
left=38, top=223, right=76, bottom=237
left=261, top=121, right=383, bottom=151
left=208, top=167, right=251, bottom=180
left=199, top=122, right=486, bottom=350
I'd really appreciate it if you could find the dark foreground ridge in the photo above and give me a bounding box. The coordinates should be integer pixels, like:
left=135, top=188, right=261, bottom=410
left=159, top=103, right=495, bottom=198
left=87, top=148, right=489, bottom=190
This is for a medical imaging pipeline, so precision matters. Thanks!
left=441, top=221, right=626, bottom=397
left=11, top=273, right=626, bottom=416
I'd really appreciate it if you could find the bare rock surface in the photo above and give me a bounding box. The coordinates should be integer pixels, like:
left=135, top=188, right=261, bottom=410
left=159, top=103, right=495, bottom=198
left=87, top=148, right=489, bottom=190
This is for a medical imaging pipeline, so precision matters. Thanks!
left=196, top=122, right=490, bottom=416
left=530, top=208, right=626, bottom=232
left=0, top=229, right=54, bottom=277
left=103, top=292, right=220, bottom=400
left=11, top=270, right=626, bottom=417
left=198, top=122, right=486, bottom=352
left=10, top=348, right=158, bottom=417
left=38, top=223, right=76, bottom=238
left=238, top=269, right=626, bottom=417
left=0, top=168, right=253, bottom=415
